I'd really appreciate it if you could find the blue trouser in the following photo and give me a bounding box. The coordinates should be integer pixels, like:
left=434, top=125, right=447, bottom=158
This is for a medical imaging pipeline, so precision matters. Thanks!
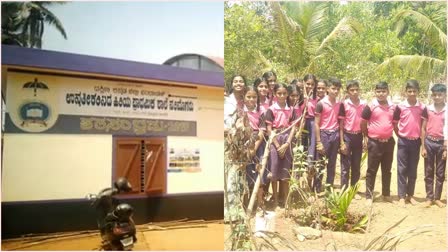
left=340, top=132, right=363, bottom=189
left=397, top=137, right=421, bottom=199
left=315, top=130, right=340, bottom=192
left=302, top=118, right=317, bottom=163
left=424, top=137, right=446, bottom=200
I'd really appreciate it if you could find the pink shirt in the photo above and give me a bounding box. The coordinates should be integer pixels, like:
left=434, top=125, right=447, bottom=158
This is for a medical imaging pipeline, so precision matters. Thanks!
left=315, top=96, right=341, bottom=131
left=244, top=106, right=264, bottom=131
left=265, top=103, right=293, bottom=129
left=293, top=103, right=305, bottom=120
left=340, top=98, right=366, bottom=132
left=259, top=98, right=270, bottom=114
left=362, top=99, right=395, bottom=139
left=423, top=104, right=446, bottom=138
left=306, top=98, right=318, bottom=118
left=394, top=100, right=425, bottom=138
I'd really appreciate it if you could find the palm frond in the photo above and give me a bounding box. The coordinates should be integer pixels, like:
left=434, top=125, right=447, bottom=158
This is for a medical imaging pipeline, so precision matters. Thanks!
left=28, top=2, right=67, bottom=39
left=394, top=9, right=447, bottom=50
left=316, top=17, right=362, bottom=54
left=377, top=54, right=446, bottom=78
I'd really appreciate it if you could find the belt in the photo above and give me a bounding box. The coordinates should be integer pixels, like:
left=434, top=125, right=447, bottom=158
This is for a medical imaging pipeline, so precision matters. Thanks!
left=427, top=135, right=444, bottom=142
left=321, top=128, right=339, bottom=133
left=400, top=136, right=420, bottom=141
left=344, top=130, right=362, bottom=135
left=369, top=137, right=390, bottom=143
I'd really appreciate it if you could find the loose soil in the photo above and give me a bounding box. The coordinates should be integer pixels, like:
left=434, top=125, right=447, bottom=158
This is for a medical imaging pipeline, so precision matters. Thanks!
left=1, top=221, right=224, bottom=251
left=225, top=147, right=447, bottom=250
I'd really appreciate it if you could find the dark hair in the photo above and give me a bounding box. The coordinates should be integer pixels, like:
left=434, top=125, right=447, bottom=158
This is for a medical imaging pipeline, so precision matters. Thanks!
left=317, top=79, right=329, bottom=87
left=328, top=77, right=342, bottom=88
left=273, top=83, right=288, bottom=93
left=287, top=83, right=304, bottom=107
left=303, top=73, right=318, bottom=99
left=228, top=75, right=247, bottom=94
left=244, top=85, right=260, bottom=112
left=253, top=77, right=262, bottom=87
left=405, top=79, right=420, bottom=91
left=262, top=71, right=277, bottom=81
left=431, top=83, right=447, bottom=93
left=375, top=81, right=389, bottom=90
left=346, top=80, right=360, bottom=90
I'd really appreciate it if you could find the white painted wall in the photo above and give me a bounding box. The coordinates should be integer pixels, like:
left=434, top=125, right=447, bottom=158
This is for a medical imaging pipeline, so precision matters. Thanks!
left=167, top=136, right=223, bottom=194
left=1, top=134, right=113, bottom=202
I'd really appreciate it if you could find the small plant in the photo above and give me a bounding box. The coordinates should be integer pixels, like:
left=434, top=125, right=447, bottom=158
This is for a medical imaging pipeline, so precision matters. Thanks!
left=322, top=182, right=368, bottom=232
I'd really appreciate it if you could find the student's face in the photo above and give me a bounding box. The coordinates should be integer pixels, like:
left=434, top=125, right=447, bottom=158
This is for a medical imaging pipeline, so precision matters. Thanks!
left=327, top=85, right=340, bottom=99
left=288, top=91, right=299, bottom=106
left=317, top=82, right=327, bottom=98
left=267, top=76, right=276, bottom=91
left=305, top=79, right=315, bottom=95
left=257, top=82, right=269, bottom=97
left=232, top=76, right=245, bottom=92
left=405, top=87, right=418, bottom=102
left=375, top=88, right=389, bottom=102
left=431, top=91, right=446, bottom=105
left=244, top=90, right=258, bottom=108
left=275, top=87, right=288, bottom=103
left=296, top=81, right=304, bottom=93
left=347, top=86, right=360, bottom=100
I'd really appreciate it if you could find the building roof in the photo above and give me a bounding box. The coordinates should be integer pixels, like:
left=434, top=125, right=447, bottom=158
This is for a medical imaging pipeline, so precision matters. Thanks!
left=1, top=45, right=223, bottom=88
left=163, top=53, right=224, bottom=70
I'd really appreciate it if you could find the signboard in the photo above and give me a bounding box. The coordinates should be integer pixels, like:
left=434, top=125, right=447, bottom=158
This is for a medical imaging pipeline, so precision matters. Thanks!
left=5, top=71, right=197, bottom=136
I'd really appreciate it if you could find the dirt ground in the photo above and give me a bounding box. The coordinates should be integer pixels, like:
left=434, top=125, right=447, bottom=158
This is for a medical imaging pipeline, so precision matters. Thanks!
left=225, top=147, right=448, bottom=251
left=1, top=221, right=224, bottom=251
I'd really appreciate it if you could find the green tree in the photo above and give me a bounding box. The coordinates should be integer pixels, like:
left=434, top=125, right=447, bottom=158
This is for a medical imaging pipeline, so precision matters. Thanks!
left=2, top=1, right=67, bottom=48
left=378, top=2, right=447, bottom=86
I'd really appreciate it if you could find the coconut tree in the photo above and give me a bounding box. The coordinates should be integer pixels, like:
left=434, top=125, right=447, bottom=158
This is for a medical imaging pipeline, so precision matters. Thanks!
left=2, top=1, right=67, bottom=48
left=377, top=3, right=447, bottom=83
left=267, top=1, right=362, bottom=79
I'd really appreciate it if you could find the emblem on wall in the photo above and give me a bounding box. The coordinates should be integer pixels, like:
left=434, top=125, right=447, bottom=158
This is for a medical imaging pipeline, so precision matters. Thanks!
left=19, top=78, right=51, bottom=128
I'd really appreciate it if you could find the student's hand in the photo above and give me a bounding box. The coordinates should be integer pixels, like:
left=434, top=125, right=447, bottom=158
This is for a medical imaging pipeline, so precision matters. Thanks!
left=421, top=147, right=427, bottom=158
left=340, top=142, right=348, bottom=155
left=316, top=142, right=325, bottom=155
left=277, top=143, right=289, bottom=159
left=443, top=150, right=447, bottom=160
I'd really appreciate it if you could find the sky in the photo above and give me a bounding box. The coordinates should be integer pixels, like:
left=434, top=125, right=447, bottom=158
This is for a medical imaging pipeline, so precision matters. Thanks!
left=43, top=1, right=224, bottom=65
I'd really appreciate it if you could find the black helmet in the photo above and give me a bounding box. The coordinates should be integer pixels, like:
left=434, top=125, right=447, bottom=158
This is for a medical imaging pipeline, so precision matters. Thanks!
left=114, top=203, right=134, bottom=220
left=114, top=177, right=132, bottom=192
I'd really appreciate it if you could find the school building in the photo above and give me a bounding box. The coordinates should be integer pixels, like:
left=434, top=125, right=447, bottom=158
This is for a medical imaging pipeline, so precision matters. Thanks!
left=1, top=45, right=224, bottom=238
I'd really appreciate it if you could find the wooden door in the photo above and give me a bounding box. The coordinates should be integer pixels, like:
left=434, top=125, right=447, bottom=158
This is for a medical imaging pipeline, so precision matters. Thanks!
left=143, top=139, right=166, bottom=195
left=115, top=137, right=166, bottom=195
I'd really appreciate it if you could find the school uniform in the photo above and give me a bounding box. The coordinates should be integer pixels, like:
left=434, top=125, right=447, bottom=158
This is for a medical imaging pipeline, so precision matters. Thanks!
left=244, top=106, right=268, bottom=188
left=315, top=96, right=341, bottom=191
left=259, top=97, right=271, bottom=114
left=302, top=97, right=319, bottom=161
left=265, top=103, right=295, bottom=181
left=338, top=98, right=366, bottom=188
left=362, top=99, right=396, bottom=199
left=422, top=104, right=446, bottom=201
left=393, top=100, right=425, bottom=199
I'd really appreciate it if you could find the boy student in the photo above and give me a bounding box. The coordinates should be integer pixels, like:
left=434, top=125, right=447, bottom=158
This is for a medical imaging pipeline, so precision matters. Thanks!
left=315, top=78, right=342, bottom=192
left=393, top=80, right=425, bottom=207
left=421, top=84, right=447, bottom=208
left=361, top=82, right=396, bottom=206
left=338, top=81, right=366, bottom=196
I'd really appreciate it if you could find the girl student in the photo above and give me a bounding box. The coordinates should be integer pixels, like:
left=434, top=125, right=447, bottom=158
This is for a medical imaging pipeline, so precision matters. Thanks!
left=265, top=83, right=297, bottom=208
left=224, top=75, right=247, bottom=130
left=302, top=74, right=319, bottom=165
left=316, top=79, right=328, bottom=100
left=263, top=71, right=278, bottom=104
left=243, top=85, right=269, bottom=209
left=254, top=77, right=271, bottom=113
